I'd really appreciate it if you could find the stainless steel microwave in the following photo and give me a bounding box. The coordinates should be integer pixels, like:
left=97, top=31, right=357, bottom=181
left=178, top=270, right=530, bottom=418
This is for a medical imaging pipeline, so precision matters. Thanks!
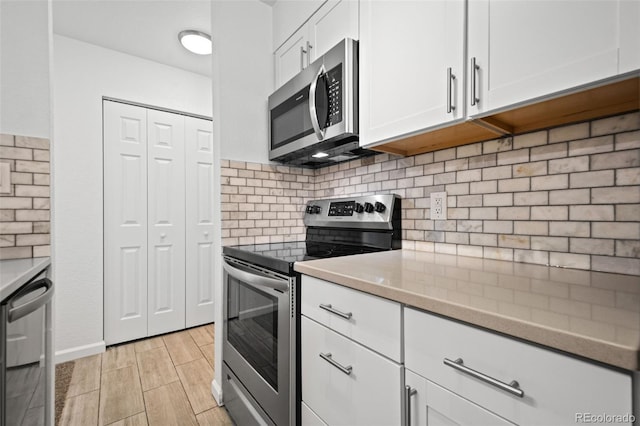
left=269, top=38, right=368, bottom=167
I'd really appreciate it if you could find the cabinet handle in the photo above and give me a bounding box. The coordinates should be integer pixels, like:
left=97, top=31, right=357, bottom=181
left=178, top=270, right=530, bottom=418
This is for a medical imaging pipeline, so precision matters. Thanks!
left=306, top=41, right=313, bottom=67
left=319, top=352, right=352, bottom=375
left=404, top=385, right=417, bottom=426
left=300, top=46, right=307, bottom=71
left=470, top=57, right=480, bottom=106
left=443, top=357, right=524, bottom=398
left=447, top=67, right=456, bottom=113
left=319, top=303, right=352, bottom=319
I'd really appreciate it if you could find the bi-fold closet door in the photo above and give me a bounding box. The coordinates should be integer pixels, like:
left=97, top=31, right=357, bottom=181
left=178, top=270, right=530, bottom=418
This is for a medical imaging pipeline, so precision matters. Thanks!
left=104, top=100, right=214, bottom=345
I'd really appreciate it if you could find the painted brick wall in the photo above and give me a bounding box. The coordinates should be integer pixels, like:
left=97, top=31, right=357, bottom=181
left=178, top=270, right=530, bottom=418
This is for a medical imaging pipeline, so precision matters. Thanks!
left=0, top=134, right=51, bottom=259
left=225, top=111, right=640, bottom=275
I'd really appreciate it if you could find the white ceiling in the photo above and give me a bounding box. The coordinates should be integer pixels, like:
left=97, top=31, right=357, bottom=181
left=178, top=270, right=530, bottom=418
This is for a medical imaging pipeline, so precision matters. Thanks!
left=52, top=0, right=212, bottom=77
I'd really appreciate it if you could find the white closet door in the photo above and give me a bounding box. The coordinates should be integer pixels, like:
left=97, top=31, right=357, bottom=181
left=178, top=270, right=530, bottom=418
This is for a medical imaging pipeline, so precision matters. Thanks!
left=104, top=101, right=148, bottom=345
left=185, top=117, right=215, bottom=327
left=147, top=109, right=186, bottom=336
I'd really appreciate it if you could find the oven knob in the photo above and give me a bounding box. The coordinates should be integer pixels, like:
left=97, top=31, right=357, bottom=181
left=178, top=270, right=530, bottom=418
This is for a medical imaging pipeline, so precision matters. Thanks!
left=312, top=205, right=321, bottom=214
left=375, top=202, right=386, bottom=213
left=306, top=205, right=313, bottom=214
left=354, top=203, right=364, bottom=213
left=364, top=202, right=374, bottom=213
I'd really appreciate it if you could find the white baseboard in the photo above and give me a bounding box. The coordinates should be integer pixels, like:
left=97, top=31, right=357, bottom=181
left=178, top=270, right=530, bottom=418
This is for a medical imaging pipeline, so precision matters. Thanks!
left=55, top=341, right=105, bottom=364
left=212, top=379, right=223, bottom=405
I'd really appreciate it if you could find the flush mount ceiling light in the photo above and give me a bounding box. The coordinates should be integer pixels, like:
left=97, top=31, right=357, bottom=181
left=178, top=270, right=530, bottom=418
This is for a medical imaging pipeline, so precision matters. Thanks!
left=178, top=30, right=212, bottom=55
left=311, top=152, right=329, bottom=158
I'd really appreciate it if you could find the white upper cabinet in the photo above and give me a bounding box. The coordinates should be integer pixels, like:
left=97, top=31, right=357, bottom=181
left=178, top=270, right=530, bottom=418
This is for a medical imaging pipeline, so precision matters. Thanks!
left=274, top=0, right=359, bottom=89
left=467, top=0, right=622, bottom=116
left=619, top=0, right=640, bottom=74
left=359, top=0, right=465, bottom=148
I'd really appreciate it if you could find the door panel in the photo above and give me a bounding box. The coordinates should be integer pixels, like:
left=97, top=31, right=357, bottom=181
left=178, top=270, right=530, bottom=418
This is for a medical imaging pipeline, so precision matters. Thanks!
left=308, top=0, right=358, bottom=63
left=104, top=101, right=148, bottom=344
left=275, top=30, right=308, bottom=89
left=185, top=117, right=215, bottom=327
left=147, top=109, right=185, bottom=336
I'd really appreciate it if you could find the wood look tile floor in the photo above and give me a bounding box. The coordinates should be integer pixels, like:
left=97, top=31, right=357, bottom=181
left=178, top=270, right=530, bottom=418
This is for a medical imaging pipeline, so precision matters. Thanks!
left=59, top=324, right=234, bottom=426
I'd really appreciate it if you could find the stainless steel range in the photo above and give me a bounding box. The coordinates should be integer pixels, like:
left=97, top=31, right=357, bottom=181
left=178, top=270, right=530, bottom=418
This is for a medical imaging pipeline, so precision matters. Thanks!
left=221, top=195, right=401, bottom=426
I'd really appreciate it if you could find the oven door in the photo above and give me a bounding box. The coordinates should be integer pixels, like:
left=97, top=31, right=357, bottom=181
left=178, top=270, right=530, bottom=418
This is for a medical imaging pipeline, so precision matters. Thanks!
left=222, top=257, right=293, bottom=426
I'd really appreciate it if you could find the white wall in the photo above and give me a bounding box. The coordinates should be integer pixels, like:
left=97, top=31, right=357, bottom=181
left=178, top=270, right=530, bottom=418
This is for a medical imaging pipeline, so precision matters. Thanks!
left=52, top=34, right=212, bottom=361
left=209, top=0, right=272, bottom=402
left=214, top=0, right=273, bottom=164
left=0, top=0, right=51, bottom=138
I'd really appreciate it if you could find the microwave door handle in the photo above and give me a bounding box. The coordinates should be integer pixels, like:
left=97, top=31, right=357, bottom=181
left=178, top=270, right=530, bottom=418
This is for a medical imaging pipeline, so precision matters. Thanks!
left=223, top=260, right=289, bottom=293
left=309, top=64, right=326, bottom=141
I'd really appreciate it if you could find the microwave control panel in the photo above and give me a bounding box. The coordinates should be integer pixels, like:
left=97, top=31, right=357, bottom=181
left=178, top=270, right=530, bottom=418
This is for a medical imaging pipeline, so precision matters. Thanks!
left=326, top=64, right=343, bottom=127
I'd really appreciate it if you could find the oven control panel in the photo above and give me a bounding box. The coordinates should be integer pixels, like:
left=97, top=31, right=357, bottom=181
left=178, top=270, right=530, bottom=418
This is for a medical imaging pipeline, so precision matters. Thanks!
left=304, top=195, right=400, bottom=229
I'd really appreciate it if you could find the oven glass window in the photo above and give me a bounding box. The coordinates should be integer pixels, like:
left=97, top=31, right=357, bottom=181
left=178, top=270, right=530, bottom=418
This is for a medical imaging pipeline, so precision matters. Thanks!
left=226, top=278, right=278, bottom=391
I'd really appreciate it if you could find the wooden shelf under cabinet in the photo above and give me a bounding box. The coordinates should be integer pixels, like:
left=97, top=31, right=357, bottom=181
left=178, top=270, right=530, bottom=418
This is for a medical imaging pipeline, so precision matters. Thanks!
left=371, top=76, right=640, bottom=157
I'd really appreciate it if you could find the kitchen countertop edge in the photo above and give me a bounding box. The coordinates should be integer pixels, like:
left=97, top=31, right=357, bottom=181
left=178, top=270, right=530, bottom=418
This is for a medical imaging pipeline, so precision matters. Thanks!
left=294, top=256, right=639, bottom=372
left=0, top=257, right=51, bottom=302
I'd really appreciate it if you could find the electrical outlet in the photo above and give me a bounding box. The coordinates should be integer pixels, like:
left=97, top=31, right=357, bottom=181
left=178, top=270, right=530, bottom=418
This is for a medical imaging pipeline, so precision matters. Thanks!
left=430, top=191, right=447, bottom=220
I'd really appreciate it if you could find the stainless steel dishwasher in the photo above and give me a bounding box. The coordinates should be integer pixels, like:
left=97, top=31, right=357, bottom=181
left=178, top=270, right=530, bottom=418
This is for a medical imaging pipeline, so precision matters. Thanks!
left=1, top=273, right=54, bottom=426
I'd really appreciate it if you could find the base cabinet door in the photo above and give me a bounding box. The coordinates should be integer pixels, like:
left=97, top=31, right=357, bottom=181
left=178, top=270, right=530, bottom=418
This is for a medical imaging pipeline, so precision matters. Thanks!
left=301, top=316, right=401, bottom=426
left=405, top=369, right=514, bottom=426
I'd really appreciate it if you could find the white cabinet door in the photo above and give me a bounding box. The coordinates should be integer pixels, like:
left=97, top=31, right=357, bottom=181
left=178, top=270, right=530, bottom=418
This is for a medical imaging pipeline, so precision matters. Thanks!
left=619, top=0, right=640, bottom=74
left=359, top=0, right=465, bottom=148
left=467, top=0, right=620, bottom=116
left=147, top=110, right=186, bottom=336
left=301, top=316, right=402, bottom=426
left=405, top=369, right=515, bottom=426
left=104, top=102, right=148, bottom=345
left=274, top=29, right=308, bottom=89
left=307, top=0, right=359, bottom=63
left=185, top=117, right=215, bottom=328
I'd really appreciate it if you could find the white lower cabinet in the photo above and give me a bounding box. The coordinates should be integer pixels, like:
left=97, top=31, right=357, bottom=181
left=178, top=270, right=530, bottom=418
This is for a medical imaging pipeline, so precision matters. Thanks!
left=404, top=308, right=634, bottom=426
left=300, top=275, right=402, bottom=425
left=301, top=316, right=402, bottom=426
left=405, top=369, right=514, bottom=426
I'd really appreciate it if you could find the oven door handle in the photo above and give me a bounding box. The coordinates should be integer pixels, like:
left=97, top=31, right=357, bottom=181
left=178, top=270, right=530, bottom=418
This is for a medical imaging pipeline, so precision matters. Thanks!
left=8, top=277, right=54, bottom=323
left=223, top=260, right=289, bottom=293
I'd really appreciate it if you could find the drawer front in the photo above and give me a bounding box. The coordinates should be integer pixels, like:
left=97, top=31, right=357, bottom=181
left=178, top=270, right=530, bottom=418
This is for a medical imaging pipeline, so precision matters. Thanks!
left=301, top=275, right=402, bottom=361
left=405, top=308, right=633, bottom=425
left=302, top=316, right=402, bottom=426
left=301, top=402, right=327, bottom=426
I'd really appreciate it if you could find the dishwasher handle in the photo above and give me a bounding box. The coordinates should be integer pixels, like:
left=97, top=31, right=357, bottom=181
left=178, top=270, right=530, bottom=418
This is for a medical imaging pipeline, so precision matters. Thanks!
left=8, top=277, right=54, bottom=323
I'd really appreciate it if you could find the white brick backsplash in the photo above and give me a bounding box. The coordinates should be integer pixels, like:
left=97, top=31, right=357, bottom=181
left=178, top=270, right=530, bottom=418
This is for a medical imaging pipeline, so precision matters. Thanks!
left=513, top=131, right=547, bottom=149
left=469, top=153, right=497, bottom=169
left=482, top=165, right=512, bottom=180
left=434, top=148, right=456, bottom=162
left=446, top=158, right=468, bottom=172
left=498, top=207, right=529, bottom=220
left=616, top=130, right=640, bottom=151
left=531, top=206, right=568, bottom=220
left=592, top=256, right=640, bottom=276
left=471, top=233, right=497, bottom=246
left=616, top=240, right=640, bottom=258
left=483, top=220, right=513, bottom=234
left=548, top=156, right=589, bottom=174
left=0, top=222, right=32, bottom=234
left=616, top=167, right=640, bottom=185
left=570, top=170, right=614, bottom=188
left=549, top=221, right=589, bottom=237
left=434, top=172, right=455, bottom=185
left=14, top=185, right=49, bottom=198
left=513, top=161, right=547, bottom=177
left=514, top=191, right=548, bottom=206
left=514, top=249, right=549, bottom=266
left=457, top=143, right=482, bottom=158
left=457, top=195, right=483, bottom=207
left=591, top=112, right=640, bottom=136
left=531, top=236, right=568, bottom=252
left=514, top=221, right=549, bottom=236
left=15, top=136, right=48, bottom=150
left=549, top=189, right=590, bottom=205
left=498, top=178, right=530, bottom=192
left=457, top=169, right=481, bottom=182
left=16, top=234, right=50, bottom=246
left=616, top=204, right=640, bottom=221
left=446, top=232, right=470, bottom=244
left=591, top=186, right=640, bottom=204
left=591, top=149, right=640, bottom=170
left=10, top=172, right=32, bottom=185
left=549, top=122, right=590, bottom=143
left=15, top=160, right=49, bottom=174
left=484, top=193, right=513, bottom=207
left=483, top=138, right=513, bottom=154
left=469, top=207, right=497, bottom=220
left=445, top=183, right=469, bottom=195
left=530, top=143, right=567, bottom=161
left=569, top=205, right=614, bottom=221
left=499, top=234, right=530, bottom=249
left=568, top=136, right=614, bottom=156
left=531, top=174, right=568, bottom=190
left=0, top=235, right=15, bottom=247
left=0, top=134, right=14, bottom=146
left=0, top=147, right=32, bottom=160
left=457, top=220, right=482, bottom=232
left=497, top=148, right=529, bottom=165
left=15, top=210, right=49, bottom=221
left=570, top=238, right=615, bottom=255
left=414, top=152, right=434, bottom=165
left=592, top=222, right=640, bottom=239
left=0, top=211, right=14, bottom=221
left=0, top=247, right=32, bottom=260
left=470, top=180, right=497, bottom=194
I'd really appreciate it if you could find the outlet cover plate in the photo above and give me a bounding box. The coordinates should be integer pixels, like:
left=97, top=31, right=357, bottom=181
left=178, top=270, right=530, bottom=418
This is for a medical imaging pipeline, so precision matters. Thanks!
left=431, top=191, right=447, bottom=220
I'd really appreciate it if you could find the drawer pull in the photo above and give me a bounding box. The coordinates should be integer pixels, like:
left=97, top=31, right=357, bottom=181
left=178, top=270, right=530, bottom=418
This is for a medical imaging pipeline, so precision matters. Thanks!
left=443, top=357, right=524, bottom=398
left=319, top=352, right=352, bottom=375
left=404, top=385, right=417, bottom=426
left=319, top=303, right=352, bottom=320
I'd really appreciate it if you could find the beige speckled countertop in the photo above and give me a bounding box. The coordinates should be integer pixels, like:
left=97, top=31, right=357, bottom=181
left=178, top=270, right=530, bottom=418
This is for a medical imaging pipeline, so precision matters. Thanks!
left=294, top=250, right=640, bottom=371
